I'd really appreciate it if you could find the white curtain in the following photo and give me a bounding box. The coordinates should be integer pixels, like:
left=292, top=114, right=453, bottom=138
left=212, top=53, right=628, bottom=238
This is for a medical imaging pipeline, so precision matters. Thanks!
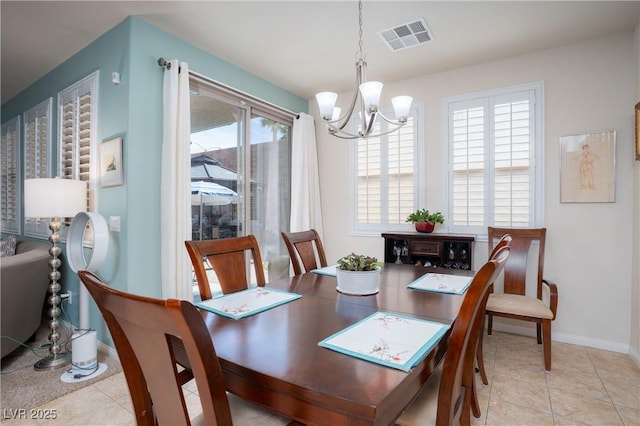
left=160, top=60, right=192, bottom=300
left=290, top=113, right=323, bottom=238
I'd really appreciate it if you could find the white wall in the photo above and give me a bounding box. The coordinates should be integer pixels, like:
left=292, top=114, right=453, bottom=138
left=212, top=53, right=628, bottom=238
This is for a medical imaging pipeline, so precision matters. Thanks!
left=314, top=32, right=637, bottom=355
left=631, top=23, right=640, bottom=364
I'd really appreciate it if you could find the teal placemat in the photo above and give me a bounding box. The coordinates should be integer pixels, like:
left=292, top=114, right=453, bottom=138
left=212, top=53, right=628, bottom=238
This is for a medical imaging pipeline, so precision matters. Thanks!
left=311, top=264, right=338, bottom=277
left=407, top=273, right=472, bottom=295
left=197, top=287, right=301, bottom=320
left=318, top=311, right=449, bottom=371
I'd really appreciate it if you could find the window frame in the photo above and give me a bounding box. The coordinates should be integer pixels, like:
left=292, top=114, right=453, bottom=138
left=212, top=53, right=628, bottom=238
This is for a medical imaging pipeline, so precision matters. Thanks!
left=442, top=81, right=544, bottom=236
left=349, top=101, right=425, bottom=236
left=23, top=98, right=53, bottom=238
left=56, top=71, right=99, bottom=240
left=1, top=115, right=21, bottom=234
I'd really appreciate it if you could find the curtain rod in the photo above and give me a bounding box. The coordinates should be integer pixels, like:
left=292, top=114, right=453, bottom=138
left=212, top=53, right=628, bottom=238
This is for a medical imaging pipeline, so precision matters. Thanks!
left=157, top=58, right=300, bottom=119
left=190, top=70, right=299, bottom=120
left=157, top=57, right=171, bottom=70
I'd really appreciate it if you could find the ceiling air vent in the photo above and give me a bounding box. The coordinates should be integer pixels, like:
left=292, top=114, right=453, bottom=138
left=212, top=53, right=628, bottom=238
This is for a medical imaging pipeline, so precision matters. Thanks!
left=378, top=18, right=433, bottom=52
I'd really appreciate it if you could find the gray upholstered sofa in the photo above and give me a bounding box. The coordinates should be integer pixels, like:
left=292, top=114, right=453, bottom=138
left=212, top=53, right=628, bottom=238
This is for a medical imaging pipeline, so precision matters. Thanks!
left=1, top=239, right=51, bottom=358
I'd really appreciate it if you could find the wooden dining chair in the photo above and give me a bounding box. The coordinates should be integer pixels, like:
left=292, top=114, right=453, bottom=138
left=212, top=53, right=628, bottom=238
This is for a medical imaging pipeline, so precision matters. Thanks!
left=78, top=270, right=286, bottom=426
left=475, top=233, right=513, bottom=386
left=280, top=229, right=328, bottom=275
left=485, top=227, right=558, bottom=371
left=185, top=235, right=266, bottom=300
left=396, top=246, right=510, bottom=426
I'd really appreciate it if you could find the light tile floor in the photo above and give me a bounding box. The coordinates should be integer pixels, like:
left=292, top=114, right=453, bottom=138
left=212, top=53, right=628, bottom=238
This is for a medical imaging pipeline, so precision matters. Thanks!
left=3, top=331, right=639, bottom=425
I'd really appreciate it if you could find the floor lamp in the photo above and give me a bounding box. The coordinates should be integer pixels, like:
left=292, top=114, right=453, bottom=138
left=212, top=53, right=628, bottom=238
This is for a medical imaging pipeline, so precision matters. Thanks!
left=24, top=178, right=87, bottom=371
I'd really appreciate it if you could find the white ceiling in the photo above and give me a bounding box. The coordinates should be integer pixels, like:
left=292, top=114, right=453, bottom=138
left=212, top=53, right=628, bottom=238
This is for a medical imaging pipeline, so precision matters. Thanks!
left=2, top=1, right=639, bottom=105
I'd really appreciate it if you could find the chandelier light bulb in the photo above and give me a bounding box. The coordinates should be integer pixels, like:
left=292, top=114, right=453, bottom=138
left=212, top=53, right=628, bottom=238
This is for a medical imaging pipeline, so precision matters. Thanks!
left=392, top=96, right=413, bottom=122
left=359, top=81, right=383, bottom=113
left=332, top=107, right=342, bottom=121
left=315, top=92, right=338, bottom=120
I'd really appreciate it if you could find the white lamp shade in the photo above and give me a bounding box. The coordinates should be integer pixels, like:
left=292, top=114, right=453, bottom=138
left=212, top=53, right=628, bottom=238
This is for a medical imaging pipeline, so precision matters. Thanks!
left=359, top=81, right=383, bottom=111
left=331, top=107, right=342, bottom=121
left=25, top=178, right=87, bottom=218
left=391, top=96, right=413, bottom=120
left=315, top=92, right=338, bottom=120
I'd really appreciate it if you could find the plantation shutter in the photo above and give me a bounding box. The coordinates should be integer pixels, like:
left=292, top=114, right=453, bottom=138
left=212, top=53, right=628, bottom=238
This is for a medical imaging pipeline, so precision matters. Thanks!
left=448, top=84, right=539, bottom=233
left=357, top=133, right=382, bottom=224
left=493, top=92, right=534, bottom=227
left=387, top=121, right=416, bottom=225
left=1, top=116, right=20, bottom=233
left=353, top=103, right=421, bottom=234
left=450, top=99, right=486, bottom=230
left=24, top=98, right=52, bottom=238
left=58, top=72, right=98, bottom=219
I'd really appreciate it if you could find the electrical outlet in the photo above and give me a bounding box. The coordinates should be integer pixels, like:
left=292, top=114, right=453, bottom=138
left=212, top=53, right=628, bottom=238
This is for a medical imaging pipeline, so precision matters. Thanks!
left=61, top=292, right=72, bottom=304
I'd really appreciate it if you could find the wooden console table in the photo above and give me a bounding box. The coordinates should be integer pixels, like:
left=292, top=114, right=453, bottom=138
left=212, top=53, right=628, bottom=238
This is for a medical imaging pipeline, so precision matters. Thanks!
left=382, top=232, right=476, bottom=270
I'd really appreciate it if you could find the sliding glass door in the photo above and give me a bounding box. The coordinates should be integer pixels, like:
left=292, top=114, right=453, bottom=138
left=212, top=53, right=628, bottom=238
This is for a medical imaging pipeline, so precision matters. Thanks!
left=189, top=77, right=292, bottom=291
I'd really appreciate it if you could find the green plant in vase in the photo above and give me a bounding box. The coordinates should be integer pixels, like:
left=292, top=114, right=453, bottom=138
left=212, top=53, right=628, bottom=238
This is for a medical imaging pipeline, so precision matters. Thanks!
left=405, top=209, right=444, bottom=233
left=335, top=253, right=383, bottom=295
left=336, top=253, right=383, bottom=271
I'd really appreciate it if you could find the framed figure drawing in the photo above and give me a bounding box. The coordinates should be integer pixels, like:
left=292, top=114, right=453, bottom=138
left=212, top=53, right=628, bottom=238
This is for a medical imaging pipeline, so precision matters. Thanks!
left=560, top=130, right=615, bottom=203
left=99, top=136, right=124, bottom=187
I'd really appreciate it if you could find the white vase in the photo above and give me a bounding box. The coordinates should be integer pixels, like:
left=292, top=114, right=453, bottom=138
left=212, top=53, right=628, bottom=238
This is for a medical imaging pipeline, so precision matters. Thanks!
left=336, top=267, right=381, bottom=296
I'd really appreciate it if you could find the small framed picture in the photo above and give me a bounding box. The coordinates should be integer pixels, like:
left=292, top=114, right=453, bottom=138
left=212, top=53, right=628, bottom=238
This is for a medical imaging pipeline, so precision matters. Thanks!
left=560, top=130, right=615, bottom=203
left=635, top=102, right=640, bottom=161
left=99, top=136, right=123, bottom=187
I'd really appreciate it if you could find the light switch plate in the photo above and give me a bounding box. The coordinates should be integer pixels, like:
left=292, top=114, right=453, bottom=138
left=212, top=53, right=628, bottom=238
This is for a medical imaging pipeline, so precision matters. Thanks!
left=109, top=216, right=121, bottom=232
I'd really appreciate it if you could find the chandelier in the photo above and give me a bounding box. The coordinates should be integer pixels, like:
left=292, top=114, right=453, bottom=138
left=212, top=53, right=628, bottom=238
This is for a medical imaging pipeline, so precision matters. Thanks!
left=315, top=0, right=413, bottom=139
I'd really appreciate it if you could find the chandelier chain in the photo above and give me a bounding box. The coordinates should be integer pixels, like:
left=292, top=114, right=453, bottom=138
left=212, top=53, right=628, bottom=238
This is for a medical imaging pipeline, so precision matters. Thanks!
left=315, top=0, right=412, bottom=139
left=357, top=0, right=364, bottom=60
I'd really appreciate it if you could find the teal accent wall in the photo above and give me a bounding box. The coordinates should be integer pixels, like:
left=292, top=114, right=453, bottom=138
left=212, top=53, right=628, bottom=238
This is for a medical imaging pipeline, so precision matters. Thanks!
left=2, top=16, right=307, bottom=347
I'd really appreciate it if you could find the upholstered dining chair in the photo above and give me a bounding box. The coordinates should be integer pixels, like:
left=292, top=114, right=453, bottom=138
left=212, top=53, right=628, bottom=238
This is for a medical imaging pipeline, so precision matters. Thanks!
left=396, top=246, right=510, bottom=426
left=485, top=227, right=558, bottom=371
left=78, top=270, right=286, bottom=426
left=185, top=235, right=266, bottom=300
left=280, top=229, right=328, bottom=275
left=475, top=233, right=513, bottom=386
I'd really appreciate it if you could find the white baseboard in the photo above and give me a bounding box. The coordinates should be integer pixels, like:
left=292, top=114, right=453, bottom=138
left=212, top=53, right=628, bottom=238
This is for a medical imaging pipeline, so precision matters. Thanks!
left=490, top=319, right=637, bottom=365
left=628, top=346, right=640, bottom=368
left=97, top=340, right=119, bottom=361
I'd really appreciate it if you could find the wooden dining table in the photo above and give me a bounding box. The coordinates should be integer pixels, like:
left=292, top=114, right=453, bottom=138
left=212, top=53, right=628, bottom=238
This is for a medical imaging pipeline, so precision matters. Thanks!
left=199, top=263, right=473, bottom=426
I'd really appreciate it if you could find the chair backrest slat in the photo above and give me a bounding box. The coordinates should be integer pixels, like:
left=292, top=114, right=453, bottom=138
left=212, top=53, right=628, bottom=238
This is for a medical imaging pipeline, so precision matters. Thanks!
left=281, top=229, right=328, bottom=275
left=185, top=235, right=266, bottom=299
left=488, top=227, right=545, bottom=296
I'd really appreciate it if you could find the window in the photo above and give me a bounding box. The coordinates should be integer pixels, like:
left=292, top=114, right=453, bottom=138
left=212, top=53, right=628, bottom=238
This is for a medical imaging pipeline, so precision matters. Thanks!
left=24, top=98, right=52, bottom=238
left=445, top=82, right=543, bottom=235
left=1, top=116, right=20, bottom=234
left=58, top=71, right=98, bottom=217
left=351, top=102, right=424, bottom=235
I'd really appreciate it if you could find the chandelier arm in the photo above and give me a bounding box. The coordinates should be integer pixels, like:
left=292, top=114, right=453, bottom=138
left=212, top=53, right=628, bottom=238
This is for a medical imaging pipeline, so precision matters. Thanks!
left=324, top=58, right=365, bottom=131
left=376, top=110, right=408, bottom=126
left=327, top=121, right=405, bottom=140
left=326, top=129, right=366, bottom=140
left=372, top=123, right=407, bottom=138
left=362, top=111, right=378, bottom=138
left=333, top=91, right=360, bottom=131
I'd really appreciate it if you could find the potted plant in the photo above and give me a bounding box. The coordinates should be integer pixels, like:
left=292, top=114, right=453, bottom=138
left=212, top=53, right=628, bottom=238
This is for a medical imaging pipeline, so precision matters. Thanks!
left=335, top=253, right=383, bottom=296
left=406, top=209, right=444, bottom=233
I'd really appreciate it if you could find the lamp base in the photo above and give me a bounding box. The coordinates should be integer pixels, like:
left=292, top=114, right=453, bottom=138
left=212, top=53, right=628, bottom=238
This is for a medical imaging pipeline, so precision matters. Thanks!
left=34, top=352, right=71, bottom=371
left=60, top=363, right=108, bottom=383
